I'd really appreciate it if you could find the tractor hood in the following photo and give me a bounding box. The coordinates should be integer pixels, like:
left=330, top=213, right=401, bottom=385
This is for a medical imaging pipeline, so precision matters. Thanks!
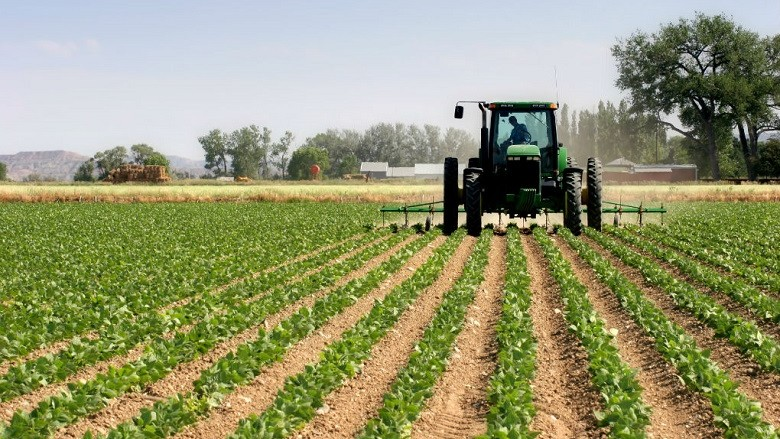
left=506, top=145, right=540, bottom=157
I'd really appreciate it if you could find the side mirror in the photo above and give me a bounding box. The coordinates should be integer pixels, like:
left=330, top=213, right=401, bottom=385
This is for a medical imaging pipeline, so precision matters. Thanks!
left=454, top=105, right=464, bottom=119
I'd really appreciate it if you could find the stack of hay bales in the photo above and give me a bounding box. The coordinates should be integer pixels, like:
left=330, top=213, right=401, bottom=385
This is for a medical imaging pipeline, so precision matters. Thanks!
left=105, top=164, right=171, bottom=183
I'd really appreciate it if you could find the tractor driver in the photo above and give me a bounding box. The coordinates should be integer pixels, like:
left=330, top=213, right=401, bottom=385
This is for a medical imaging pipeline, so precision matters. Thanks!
left=503, top=116, right=532, bottom=147
left=496, top=116, right=532, bottom=164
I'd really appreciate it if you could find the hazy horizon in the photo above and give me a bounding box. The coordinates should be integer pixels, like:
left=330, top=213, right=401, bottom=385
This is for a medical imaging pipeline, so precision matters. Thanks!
left=2, top=1, right=778, bottom=160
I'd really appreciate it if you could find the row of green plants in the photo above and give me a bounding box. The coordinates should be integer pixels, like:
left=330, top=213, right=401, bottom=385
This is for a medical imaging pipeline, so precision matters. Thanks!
left=586, top=228, right=780, bottom=373
left=481, top=227, right=537, bottom=438
left=534, top=227, right=650, bottom=437
left=0, top=204, right=375, bottom=364
left=563, top=228, right=775, bottom=437
left=97, top=230, right=445, bottom=438
left=0, top=226, right=417, bottom=438
left=660, top=203, right=780, bottom=264
left=356, top=232, right=492, bottom=437
left=0, top=229, right=386, bottom=403
left=608, top=226, right=780, bottom=323
left=226, top=230, right=472, bottom=438
left=641, top=224, right=780, bottom=293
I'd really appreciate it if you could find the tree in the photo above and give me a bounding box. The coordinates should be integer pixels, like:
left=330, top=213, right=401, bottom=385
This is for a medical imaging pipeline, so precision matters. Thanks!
left=130, top=144, right=155, bottom=164
left=199, top=129, right=230, bottom=176
left=74, top=159, right=95, bottom=182
left=227, top=125, right=263, bottom=179
left=733, top=34, right=780, bottom=180
left=757, top=137, right=780, bottom=177
left=94, top=146, right=128, bottom=180
left=143, top=151, right=170, bottom=172
left=441, top=128, right=477, bottom=163
left=0, top=162, right=6, bottom=181
left=613, top=14, right=767, bottom=180
left=258, top=127, right=273, bottom=179
left=287, top=146, right=330, bottom=180
left=270, top=131, right=294, bottom=179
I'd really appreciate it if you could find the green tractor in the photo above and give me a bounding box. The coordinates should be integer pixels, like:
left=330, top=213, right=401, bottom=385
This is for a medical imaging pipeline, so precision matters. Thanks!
left=445, top=101, right=602, bottom=236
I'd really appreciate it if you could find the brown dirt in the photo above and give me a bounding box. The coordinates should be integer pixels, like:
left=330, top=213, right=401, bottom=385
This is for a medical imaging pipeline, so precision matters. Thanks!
left=54, top=234, right=422, bottom=438
left=583, top=235, right=780, bottom=428
left=555, top=235, right=721, bottom=438
left=615, top=234, right=780, bottom=341
left=409, top=235, right=505, bottom=439
left=294, top=236, right=478, bottom=439
left=522, top=233, right=605, bottom=438
left=172, top=235, right=448, bottom=439
left=0, top=233, right=368, bottom=382
left=0, top=233, right=386, bottom=425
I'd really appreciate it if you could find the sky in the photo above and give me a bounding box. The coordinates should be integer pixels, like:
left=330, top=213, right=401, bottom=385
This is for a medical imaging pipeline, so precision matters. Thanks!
left=1, top=1, right=779, bottom=159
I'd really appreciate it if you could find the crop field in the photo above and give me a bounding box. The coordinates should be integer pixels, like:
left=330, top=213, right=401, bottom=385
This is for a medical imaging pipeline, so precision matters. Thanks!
left=0, top=201, right=779, bottom=438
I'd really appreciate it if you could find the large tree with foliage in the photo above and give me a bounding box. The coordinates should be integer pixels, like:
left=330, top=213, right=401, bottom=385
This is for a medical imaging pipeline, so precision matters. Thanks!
left=287, top=146, right=330, bottom=180
left=732, top=35, right=780, bottom=180
left=93, top=146, right=128, bottom=180
left=0, top=162, right=6, bottom=181
left=73, top=159, right=95, bottom=182
left=130, top=144, right=155, bottom=164
left=199, top=129, right=230, bottom=176
left=270, top=131, right=294, bottom=179
left=302, top=129, right=361, bottom=178
left=613, top=13, right=770, bottom=180
left=227, top=125, right=263, bottom=179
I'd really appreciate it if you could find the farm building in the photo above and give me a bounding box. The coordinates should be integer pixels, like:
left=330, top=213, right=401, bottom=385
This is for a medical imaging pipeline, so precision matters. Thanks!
left=604, top=158, right=698, bottom=183
left=359, top=162, right=467, bottom=180
left=360, top=162, right=388, bottom=179
left=386, top=167, right=415, bottom=178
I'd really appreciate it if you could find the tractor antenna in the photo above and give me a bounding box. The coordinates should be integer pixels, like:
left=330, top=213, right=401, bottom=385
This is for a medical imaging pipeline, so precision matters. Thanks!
left=554, top=66, right=560, bottom=107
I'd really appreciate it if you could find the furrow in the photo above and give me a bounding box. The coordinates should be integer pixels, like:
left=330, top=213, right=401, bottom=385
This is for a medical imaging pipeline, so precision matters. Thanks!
left=611, top=229, right=780, bottom=340
left=0, top=233, right=387, bottom=425
left=57, top=234, right=418, bottom=439
left=0, top=231, right=375, bottom=383
left=583, top=234, right=780, bottom=427
left=555, top=234, right=719, bottom=438
left=521, top=233, right=604, bottom=438
left=410, top=234, right=505, bottom=439
left=172, top=235, right=448, bottom=439
left=295, top=236, right=477, bottom=439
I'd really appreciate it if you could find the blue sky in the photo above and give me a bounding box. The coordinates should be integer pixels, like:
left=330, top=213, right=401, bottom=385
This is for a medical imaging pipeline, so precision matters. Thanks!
left=1, top=1, right=778, bottom=159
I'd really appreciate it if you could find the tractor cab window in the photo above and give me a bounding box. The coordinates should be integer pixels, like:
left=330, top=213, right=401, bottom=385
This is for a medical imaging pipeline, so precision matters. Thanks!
left=493, top=110, right=554, bottom=166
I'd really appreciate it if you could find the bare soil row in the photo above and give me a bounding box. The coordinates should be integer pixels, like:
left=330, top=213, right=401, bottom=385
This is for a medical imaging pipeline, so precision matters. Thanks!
left=7, top=228, right=779, bottom=438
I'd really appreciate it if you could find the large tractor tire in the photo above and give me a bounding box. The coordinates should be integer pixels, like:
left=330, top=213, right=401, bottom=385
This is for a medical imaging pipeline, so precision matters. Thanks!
left=563, top=168, right=583, bottom=236
left=443, top=157, right=459, bottom=235
left=586, top=157, right=603, bottom=231
left=464, top=168, right=482, bottom=237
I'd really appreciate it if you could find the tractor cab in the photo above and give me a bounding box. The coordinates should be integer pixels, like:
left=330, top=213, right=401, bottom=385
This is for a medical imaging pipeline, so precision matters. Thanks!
left=490, top=103, right=555, bottom=173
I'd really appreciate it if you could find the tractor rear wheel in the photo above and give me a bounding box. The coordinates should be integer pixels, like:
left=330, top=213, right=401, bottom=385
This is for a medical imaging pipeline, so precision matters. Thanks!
left=465, top=168, right=482, bottom=237
left=564, top=169, right=583, bottom=236
left=443, top=157, right=459, bottom=235
left=586, top=157, right=603, bottom=231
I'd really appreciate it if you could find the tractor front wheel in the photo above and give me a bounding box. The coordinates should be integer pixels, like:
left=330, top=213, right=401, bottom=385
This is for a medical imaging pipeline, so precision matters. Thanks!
left=443, top=157, right=459, bottom=235
left=564, top=168, right=583, bottom=236
left=465, top=168, right=482, bottom=237
left=586, top=157, right=603, bottom=231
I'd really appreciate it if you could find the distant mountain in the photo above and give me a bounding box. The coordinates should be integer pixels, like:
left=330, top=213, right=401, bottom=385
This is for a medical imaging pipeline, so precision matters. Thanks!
left=0, top=151, right=208, bottom=181
left=167, top=155, right=208, bottom=178
left=0, top=150, right=89, bottom=181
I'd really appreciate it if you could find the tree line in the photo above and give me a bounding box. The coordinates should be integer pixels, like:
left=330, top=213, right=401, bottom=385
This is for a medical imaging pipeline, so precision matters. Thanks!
left=198, top=124, right=477, bottom=180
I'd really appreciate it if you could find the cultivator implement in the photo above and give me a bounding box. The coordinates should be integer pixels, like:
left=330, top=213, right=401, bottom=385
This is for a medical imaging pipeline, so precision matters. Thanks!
left=597, top=201, right=666, bottom=226
left=381, top=199, right=666, bottom=229
left=380, top=201, right=450, bottom=229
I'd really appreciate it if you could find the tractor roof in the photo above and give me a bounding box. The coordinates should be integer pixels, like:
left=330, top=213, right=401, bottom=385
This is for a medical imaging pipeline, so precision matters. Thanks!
left=488, top=102, right=557, bottom=110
